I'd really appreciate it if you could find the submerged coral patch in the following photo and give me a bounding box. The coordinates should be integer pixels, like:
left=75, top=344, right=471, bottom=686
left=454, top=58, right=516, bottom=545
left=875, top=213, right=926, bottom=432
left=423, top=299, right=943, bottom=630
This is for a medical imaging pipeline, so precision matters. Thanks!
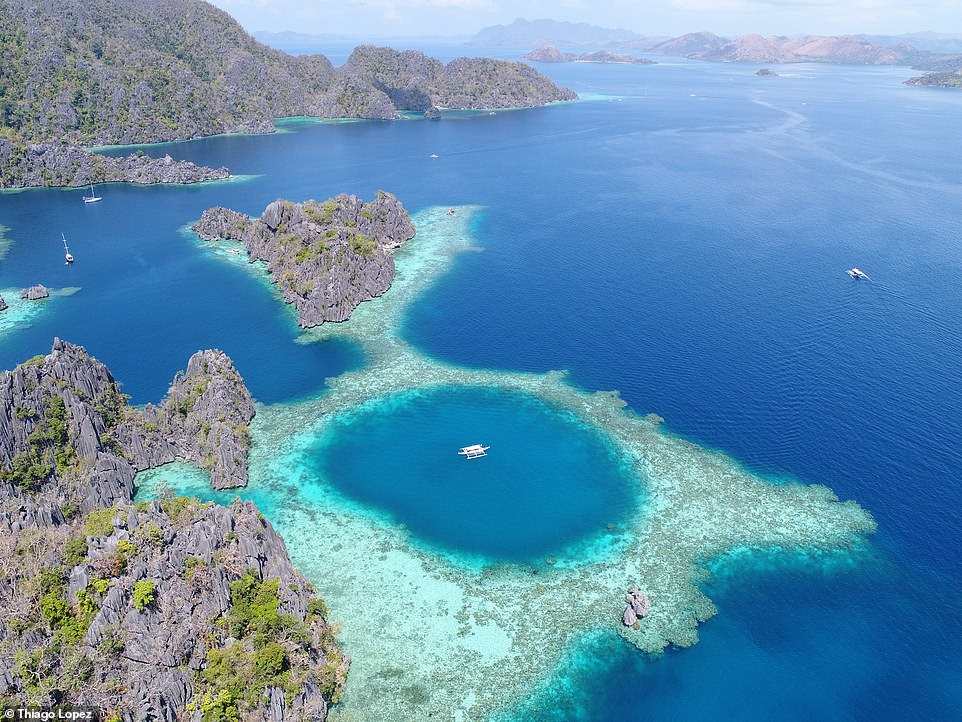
left=142, top=205, right=875, bottom=720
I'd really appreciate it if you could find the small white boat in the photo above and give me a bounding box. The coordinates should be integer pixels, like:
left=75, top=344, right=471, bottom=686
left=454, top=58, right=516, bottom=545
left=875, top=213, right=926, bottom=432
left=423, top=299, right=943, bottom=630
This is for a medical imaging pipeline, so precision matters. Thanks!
left=62, top=233, right=74, bottom=264
left=430, top=153, right=439, bottom=159
left=458, top=444, right=490, bottom=459
left=847, top=267, right=870, bottom=280
left=83, top=185, right=102, bottom=204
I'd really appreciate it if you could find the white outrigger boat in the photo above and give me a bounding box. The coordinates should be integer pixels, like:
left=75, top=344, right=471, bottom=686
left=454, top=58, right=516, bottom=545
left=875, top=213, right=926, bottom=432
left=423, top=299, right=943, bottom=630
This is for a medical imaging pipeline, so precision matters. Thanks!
left=847, top=267, right=870, bottom=280
left=62, top=234, right=74, bottom=264
left=83, top=185, right=102, bottom=204
left=458, top=444, right=490, bottom=459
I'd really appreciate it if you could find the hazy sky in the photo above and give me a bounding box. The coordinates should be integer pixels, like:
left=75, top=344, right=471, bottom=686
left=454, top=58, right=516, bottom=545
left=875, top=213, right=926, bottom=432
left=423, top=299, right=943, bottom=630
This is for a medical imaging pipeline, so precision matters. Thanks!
left=209, top=0, right=962, bottom=38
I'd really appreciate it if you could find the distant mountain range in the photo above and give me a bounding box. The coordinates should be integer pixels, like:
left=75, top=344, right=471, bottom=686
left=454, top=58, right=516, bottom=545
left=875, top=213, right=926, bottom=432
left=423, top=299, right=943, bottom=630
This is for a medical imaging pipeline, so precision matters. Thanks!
left=469, top=18, right=656, bottom=49
left=469, top=20, right=962, bottom=86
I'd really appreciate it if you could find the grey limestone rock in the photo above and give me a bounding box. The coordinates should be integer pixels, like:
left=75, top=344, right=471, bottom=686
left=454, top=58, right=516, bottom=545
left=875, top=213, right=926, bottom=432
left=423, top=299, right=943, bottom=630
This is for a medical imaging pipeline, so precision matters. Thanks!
left=20, top=284, right=49, bottom=300
left=0, top=341, right=345, bottom=719
left=194, top=192, right=416, bottom=328
left=622, top=587, right=651, bottom=625
left=0, top=140, right=230, bottom=190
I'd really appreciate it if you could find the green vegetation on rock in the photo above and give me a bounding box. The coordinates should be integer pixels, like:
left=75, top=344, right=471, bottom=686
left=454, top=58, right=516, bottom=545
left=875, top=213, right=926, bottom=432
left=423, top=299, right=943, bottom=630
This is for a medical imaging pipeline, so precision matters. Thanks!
left=132, top=580, right=156, bottom=612
left=0, top=396, right=76, bottom=492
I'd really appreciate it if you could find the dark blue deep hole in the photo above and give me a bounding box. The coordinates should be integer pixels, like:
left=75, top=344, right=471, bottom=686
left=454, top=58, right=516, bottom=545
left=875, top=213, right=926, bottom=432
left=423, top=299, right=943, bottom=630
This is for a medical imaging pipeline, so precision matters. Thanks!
left=309, top=385, right=641, bottom=562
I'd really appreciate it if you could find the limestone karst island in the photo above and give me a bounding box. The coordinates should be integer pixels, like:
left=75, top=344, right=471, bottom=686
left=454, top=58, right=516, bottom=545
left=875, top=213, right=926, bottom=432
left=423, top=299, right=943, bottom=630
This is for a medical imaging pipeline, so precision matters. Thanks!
left=1, top=1, right=961, bottom=721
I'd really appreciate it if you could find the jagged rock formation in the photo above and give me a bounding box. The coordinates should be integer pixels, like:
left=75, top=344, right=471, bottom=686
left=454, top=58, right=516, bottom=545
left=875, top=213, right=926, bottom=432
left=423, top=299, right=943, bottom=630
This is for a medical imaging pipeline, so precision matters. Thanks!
left=0, top=339, right=253, bottom=534
left=342, top=46, right=577, bottom=113
left=194, top=192, right=416, bottom=328
left=0, top=0, right=575, bottom=150
left=115, top=349, right=255, bottom=490
left=0, top=140, right=230, bottom=189
left=20, top=284, right=49, bottom=300
left=523, top=45, right=654, bottom=64
left=621, top=587, right=651, bottom=627
left=0, top=341, right=345, bottom=719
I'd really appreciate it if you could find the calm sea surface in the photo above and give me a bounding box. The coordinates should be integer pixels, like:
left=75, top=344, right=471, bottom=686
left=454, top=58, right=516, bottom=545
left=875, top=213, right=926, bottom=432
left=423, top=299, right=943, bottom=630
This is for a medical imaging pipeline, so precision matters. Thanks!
left=1, top=54, right=961, bottom=719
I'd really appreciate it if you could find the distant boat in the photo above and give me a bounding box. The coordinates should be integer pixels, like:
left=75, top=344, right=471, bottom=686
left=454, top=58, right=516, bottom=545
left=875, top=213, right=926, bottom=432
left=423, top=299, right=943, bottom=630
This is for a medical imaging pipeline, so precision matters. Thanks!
left=458, top=444, right=490, bottom=459
left=83, top=185, right=102, bottom=204
left=430, top=153, right=439, bottom=159
left=62, top=233, right=74, bottom=264
left=847, top=267, right=870, bottom=280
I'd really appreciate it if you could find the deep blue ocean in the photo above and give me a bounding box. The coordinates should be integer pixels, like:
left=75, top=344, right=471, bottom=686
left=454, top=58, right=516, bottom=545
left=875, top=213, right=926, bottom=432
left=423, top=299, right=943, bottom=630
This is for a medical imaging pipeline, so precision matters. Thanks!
left=2, top=54, right=961, bottom=719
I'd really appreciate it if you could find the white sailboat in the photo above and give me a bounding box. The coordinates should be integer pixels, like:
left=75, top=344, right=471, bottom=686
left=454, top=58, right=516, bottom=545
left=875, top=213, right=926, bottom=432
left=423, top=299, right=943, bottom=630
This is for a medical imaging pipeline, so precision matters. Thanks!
left=62, top=234, right=74, bottom=264
left=83, top=185, right=102, bottom=204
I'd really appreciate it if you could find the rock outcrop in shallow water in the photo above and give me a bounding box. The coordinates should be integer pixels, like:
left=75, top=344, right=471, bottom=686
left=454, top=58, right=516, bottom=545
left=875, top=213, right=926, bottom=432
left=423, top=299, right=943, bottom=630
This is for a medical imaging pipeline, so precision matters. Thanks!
left=0, top=340, right=346, bottom=719
left=0, top=140, right=229, bottom=190
left=20, top=284, right=49, bottom=300
left=194, top=192, right=416, bottom=327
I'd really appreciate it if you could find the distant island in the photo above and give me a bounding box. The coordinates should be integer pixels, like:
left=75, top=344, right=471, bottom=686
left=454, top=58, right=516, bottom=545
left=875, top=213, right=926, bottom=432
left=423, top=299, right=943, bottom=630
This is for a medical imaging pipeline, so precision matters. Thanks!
left=905, top=70, right=962, bottom=87
left=0, top=0, right=575, bottom=189
left=489, top=19, right=962, bottom=88
left=523, top=45, right=655, bottom=65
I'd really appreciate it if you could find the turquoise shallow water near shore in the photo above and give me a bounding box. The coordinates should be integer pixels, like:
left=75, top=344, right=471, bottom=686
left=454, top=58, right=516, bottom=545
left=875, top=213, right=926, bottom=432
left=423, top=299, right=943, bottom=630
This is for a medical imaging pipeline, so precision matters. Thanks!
left=3, top=56, right=962, bottom=719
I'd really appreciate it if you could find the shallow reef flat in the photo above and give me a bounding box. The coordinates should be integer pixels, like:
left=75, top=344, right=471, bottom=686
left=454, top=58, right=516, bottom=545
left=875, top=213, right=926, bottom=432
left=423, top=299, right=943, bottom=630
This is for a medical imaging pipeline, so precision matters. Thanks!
left=151, top=206, right=875, bottom=720
left=0, top=286, right=79, bottom=340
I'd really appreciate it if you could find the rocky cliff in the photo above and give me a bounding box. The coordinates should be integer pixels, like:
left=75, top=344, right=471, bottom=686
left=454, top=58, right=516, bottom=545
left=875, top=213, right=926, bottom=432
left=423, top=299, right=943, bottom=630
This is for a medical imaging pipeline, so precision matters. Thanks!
left=115, top=348, right=255, bottom=490
left=0, top=0, right=575, bottom=149
left=342, top=46, right=577, bottom=113
left=0, top=140, right=229, bottom=189
left=0, top=339, right=254, bottom=532
left=0, top=340, right=346, bottom=720
left=194, top=192, right=416, bottom=328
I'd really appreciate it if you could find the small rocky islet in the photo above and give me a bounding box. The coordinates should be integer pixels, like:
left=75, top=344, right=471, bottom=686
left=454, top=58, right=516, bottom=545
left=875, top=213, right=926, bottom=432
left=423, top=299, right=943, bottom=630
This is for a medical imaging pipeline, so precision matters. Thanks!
left=0, top=339, right=346, bottom=719
left=194, top=192, right=416, bottom=328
